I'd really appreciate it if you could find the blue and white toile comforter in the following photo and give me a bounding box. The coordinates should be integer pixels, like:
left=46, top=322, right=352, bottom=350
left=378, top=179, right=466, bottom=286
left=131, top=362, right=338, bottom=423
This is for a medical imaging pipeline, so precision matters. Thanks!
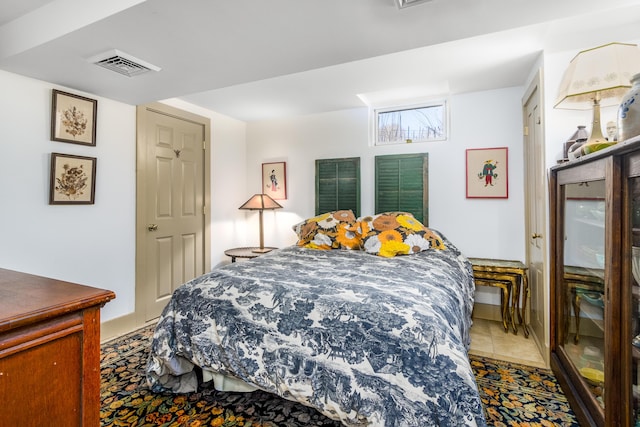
left=146, top=237, right=486, bottom=426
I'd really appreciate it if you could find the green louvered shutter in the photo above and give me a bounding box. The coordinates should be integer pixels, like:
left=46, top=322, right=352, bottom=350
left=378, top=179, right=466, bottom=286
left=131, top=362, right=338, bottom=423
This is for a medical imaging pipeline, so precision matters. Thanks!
left=315, top=158, right=360, bottom=216
left=375, top=153, right=428, bottom=224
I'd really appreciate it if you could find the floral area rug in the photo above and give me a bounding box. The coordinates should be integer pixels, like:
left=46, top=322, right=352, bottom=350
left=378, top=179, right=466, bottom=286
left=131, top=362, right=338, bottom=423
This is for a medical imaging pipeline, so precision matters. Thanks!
left=101, top=324, right=579, bottom=426
left=471, top=357, right=578, bottom=426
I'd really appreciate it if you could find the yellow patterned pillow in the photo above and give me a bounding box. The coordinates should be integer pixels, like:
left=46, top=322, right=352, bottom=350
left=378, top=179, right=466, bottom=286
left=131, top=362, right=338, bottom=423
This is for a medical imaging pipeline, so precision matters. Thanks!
left=358, top=212, right=445, bottom=257
left=292, top=210, right=362, bottom=250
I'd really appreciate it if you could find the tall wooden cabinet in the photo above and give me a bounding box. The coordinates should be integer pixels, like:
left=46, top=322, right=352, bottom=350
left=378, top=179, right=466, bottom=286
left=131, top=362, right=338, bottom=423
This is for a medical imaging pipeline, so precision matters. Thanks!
left=550, top=136, right=640, bottom=426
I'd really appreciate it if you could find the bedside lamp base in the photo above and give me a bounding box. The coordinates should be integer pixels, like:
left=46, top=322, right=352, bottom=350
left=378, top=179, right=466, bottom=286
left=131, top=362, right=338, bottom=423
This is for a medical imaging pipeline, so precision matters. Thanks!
left=251, top=248, right=274, bottom=254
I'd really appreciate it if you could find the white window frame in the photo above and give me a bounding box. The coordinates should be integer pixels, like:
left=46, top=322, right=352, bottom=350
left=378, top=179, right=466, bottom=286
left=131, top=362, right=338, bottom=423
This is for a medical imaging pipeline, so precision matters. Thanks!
left=373, top=100, right=448, bottom=146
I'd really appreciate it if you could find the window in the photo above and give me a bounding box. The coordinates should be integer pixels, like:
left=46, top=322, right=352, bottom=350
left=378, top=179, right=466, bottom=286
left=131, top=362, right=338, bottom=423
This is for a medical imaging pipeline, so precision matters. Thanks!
left=375, top=153, right=428, bottom=224
left=374, top=101, right=446, bottom=145
left=315, top=157, right=360, bottom=216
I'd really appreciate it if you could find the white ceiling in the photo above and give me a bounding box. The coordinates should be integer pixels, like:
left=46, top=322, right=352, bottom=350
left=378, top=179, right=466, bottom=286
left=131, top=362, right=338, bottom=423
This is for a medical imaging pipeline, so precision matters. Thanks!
left=2, top=0, right=640, bottom=122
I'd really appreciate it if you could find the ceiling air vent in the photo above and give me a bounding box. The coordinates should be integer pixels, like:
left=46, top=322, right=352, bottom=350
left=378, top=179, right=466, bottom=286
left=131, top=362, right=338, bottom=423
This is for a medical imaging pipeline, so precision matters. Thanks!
left=87, top=49, right=161, bottom=77
left=396, top=0, right=433, bottom=8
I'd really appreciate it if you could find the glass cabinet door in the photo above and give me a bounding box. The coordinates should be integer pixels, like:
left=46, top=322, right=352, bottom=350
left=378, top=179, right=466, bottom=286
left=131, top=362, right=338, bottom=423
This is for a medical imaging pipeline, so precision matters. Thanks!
left=561, top=179, right=606, bottom=410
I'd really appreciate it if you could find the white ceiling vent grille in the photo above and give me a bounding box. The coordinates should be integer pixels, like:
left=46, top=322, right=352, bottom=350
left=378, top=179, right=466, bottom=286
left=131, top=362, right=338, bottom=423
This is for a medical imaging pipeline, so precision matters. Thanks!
left=87, top=49, right=161, bottom=77
left=396, top=0, right=433, bottom=8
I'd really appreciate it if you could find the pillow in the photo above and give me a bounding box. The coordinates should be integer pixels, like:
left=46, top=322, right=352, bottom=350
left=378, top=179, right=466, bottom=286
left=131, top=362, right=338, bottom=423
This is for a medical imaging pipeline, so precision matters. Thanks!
left=357, top=212, right=446, bottom=257
left=292, top=210, right=361, bottom=250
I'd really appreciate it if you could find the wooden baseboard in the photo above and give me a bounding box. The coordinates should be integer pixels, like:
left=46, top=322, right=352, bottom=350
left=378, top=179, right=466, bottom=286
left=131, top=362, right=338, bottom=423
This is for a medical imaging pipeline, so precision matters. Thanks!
left=100, top=313, right=139, bottom=343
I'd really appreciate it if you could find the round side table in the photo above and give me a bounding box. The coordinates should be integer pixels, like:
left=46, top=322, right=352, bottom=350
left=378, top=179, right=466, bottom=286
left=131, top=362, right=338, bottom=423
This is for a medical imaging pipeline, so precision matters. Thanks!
left=224, top=247, right=277, bottom=262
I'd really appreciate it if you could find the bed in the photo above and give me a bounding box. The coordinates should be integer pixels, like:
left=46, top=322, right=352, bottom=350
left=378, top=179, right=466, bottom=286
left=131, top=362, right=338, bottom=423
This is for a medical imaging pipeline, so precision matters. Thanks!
left=146, top=212, right=486, bottom=426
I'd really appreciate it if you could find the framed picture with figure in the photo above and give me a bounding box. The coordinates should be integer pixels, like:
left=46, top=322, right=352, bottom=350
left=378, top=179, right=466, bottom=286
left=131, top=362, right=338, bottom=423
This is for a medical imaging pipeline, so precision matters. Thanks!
left=466, top=147, right=508, bottom=198
left=262, top=162, right=287, bottom=200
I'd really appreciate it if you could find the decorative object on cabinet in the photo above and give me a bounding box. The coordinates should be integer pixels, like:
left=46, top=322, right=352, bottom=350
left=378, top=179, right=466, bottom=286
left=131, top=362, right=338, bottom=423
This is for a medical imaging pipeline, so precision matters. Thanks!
left=51, top=89, right=97, bottom=146
left=618, top=72, right=640, bottom=142
left=554, top=43, right=640, bottom=158
left=465, top=147, right=508, bottom=198
left=550, top=135, right=640, bottom=426
left=238, top=193, right=282, bottom=253
left=0, top=268, right=115, bottom=426
left=606, top=121, right=618, bottom=143
left=564, top=125, right=589, bottom=162
left=49, top=152, right=97, bottom=205
left=262, top=161, right=287, bottom=200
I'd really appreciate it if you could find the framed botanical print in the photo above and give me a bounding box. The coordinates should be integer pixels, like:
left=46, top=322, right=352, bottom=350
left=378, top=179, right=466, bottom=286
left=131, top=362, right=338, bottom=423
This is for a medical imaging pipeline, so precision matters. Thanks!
left=262, top=162, right=287, bottom=200
left=49, top=153, right=97, bottom=204
left=465, top=147, right=508, bottom=198
left=51, top=89, right=97, bottom=146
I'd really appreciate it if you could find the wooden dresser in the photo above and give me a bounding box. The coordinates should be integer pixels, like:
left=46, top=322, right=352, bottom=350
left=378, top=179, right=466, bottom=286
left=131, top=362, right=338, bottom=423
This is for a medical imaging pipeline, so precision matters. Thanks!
left=0, top=268, right=115, bottom=426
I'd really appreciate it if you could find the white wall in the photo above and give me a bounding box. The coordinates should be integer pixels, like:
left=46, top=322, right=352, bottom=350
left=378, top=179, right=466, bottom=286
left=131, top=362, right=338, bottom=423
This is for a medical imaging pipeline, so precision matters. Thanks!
left=246, top=86, right=527, bottom=305
left=0, top=71, right=248, bottom=322
left=0, top=70, right=137, bottom=321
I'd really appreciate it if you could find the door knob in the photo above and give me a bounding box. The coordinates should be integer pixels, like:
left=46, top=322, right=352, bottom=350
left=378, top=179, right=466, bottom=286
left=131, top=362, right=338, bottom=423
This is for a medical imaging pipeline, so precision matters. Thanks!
left=531, top=233, right=542, bottom=239
left=148, top=224, right=158, bottom=231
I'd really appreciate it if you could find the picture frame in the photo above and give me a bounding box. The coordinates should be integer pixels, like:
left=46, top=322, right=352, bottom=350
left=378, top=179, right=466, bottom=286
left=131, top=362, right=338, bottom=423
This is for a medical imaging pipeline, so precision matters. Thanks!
left=465, top=147, right=508, bottom=199
left=49, top=153, right=97, bottom=205
left=51, top=89, right=97, bottom=146
left=262, top=161, right=287, bottom=200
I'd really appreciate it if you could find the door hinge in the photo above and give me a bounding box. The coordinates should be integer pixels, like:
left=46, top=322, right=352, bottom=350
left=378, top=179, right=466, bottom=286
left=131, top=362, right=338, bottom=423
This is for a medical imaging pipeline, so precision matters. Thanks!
left=203, top=140, right=206, bottom=150
left=523, top=126, right=529, bottom=136
left=203, top=205, right=206, bottom=215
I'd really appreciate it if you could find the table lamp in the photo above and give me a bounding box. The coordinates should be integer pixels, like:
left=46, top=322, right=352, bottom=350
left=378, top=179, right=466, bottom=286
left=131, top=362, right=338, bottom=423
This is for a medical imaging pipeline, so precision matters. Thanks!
left=239, top=193, right=283, bottom=253
left=554, top=42, right=640, bottom=155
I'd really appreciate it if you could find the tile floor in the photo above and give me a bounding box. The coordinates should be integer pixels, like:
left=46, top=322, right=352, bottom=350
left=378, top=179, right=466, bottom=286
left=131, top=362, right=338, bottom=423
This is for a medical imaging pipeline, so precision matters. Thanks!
left=469, top=317, right=547, bottom=369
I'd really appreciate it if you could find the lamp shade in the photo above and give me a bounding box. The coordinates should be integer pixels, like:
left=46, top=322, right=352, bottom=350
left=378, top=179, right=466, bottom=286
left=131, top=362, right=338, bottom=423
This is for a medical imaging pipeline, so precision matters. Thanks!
left=555, top=42, right=640, bottom=109
left=239, top=193, right=283, bottom=211
left=239, top=194, right=282, bottom=253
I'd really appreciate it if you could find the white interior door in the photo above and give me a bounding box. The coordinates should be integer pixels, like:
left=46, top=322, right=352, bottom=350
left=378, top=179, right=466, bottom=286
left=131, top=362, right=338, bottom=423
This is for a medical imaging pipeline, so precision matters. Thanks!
left=523, top=72, right=549, bottom=364
left=136, top=104, right=210, bottom=322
